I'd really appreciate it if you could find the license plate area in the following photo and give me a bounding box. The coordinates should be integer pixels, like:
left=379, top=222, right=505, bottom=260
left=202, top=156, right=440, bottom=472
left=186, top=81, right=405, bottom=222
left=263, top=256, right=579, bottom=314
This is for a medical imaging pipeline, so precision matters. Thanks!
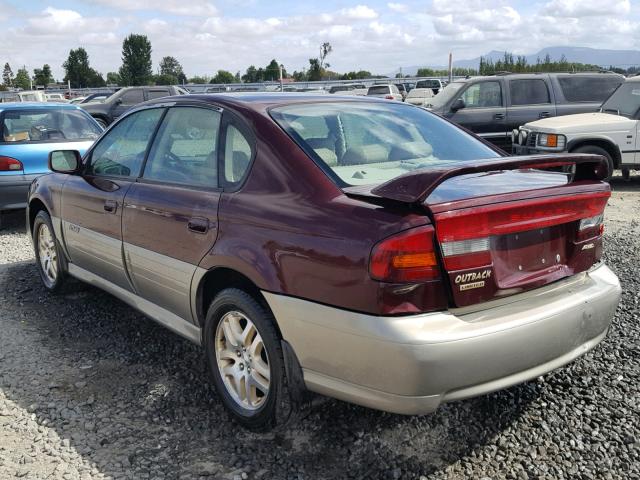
left=491, top=224, right=569, bottom=289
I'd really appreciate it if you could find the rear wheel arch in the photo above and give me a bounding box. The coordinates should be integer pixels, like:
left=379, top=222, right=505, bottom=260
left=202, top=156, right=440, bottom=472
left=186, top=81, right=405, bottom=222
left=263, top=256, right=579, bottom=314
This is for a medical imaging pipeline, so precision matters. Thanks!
left=568, top=138, right=621, bottom=168
left=196, top=267, right=279, bottom=334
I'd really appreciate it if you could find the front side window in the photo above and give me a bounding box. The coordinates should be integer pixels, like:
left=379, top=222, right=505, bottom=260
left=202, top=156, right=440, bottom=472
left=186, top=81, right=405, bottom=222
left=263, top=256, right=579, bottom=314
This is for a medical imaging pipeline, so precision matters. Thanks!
left=460, top=81, right=502, bottom=108
left=119, top=89, right=144, bottom=106
left=600, top=82, right=640, bottom=118
left=143, top=107, right=221, bottom=187
left=2, top=109, right=102, bottom=143
left=86, top=108, right=163, bottom=177
left=509, top=79, right=550, bottom=105
left=271, top=102, right=500, bottom=186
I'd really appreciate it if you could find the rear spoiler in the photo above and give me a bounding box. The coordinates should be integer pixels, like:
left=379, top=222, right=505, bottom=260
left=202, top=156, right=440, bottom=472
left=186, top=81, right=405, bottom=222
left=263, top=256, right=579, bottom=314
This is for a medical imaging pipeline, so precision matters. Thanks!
left=342, top=154, right=609, bottom=204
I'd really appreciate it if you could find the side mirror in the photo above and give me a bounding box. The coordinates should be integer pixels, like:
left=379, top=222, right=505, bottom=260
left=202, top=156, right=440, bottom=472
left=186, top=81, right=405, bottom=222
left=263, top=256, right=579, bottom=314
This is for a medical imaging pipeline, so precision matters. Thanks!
left=49, top=150, right=82, bottom=174
left=451, top=98, right=466, bottom=111
left=114, top=98, right=123, bottom=106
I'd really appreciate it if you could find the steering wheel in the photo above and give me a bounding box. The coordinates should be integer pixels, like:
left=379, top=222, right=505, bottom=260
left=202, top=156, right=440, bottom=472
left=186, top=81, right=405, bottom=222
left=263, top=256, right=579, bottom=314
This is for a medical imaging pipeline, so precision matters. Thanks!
left=45, top=128, right=66, bottom=140
left=163, top=151, right=191, bottom=181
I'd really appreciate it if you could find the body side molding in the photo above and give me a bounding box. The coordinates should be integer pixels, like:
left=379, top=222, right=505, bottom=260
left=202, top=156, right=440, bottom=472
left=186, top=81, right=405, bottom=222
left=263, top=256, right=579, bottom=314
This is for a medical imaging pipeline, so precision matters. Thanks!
left=67, top=263, right=202, bottom=345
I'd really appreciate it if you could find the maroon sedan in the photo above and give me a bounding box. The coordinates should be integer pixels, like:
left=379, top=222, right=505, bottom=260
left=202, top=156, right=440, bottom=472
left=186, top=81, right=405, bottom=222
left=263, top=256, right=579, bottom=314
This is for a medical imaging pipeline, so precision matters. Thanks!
left=27, top=94, right=620, bottom=430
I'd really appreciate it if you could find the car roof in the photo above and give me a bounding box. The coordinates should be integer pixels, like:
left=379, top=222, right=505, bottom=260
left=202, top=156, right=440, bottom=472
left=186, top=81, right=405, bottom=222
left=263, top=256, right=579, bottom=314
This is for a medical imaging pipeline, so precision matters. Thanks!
left=0, top=102, right=83, bottom=112
left=144, top=92, right=394, bottom=111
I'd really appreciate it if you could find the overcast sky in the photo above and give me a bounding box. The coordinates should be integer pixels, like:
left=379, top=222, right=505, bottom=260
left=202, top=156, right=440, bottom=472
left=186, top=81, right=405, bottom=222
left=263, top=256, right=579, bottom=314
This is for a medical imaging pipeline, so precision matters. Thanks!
left=0, top=0, right=637, bottom=79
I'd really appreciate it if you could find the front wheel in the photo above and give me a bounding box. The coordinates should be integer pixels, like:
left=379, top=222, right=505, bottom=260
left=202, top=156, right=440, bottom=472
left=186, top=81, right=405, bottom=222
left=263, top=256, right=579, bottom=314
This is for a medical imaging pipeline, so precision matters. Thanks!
left=572, top=145, right=615, bottom=181
left=204, top=288, right=297, bottom=431
left=33, top=210, right=67, bottom=292
left=94, top=117, right=108, bottom=129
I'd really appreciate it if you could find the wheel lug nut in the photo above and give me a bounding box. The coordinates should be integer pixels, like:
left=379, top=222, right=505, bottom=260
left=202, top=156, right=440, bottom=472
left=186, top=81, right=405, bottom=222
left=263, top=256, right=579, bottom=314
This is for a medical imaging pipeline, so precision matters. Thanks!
left=236, top=351, right=241, bottom=357
left=239, top=363, right=244, bottom=370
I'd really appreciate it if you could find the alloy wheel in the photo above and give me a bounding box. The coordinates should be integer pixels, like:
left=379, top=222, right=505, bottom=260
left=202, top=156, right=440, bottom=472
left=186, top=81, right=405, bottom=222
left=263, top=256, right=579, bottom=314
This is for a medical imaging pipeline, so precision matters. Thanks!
left=38, top=224, right=58, bottom=285
left=215, top=310, right=271, bottom=410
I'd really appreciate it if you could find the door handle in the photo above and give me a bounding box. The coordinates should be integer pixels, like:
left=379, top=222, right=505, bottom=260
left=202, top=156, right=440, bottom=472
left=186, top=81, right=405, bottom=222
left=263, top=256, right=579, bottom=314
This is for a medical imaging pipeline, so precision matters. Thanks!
left=187, top=217, right=210, bottom=234
left=103, top=200, right=117, bottom=213
left=539, top=111, right=551, bottom=118
left=493, top=113, right=505, bottom=120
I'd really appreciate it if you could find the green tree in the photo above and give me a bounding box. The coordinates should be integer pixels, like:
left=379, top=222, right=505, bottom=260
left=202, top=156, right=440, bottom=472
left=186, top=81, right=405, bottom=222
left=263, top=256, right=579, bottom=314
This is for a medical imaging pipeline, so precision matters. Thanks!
left=2, top=63, right=14, bottom=87
left=188, top=75, right=209, bottom=84
left=319, top=42, right=332, bottom=69
left=154, top=73, right=178, bottom=85
left=308, top=58, right=322, bottom=81
left=106, top=72, right=121, bottom=85
left=159, top=56, right=186, bottom=83
left=63, top=48, right=104, bottom=88
left=119, top=34, right=153, bottom=86
left=14, top=67, right=30, bottom=89
left=212, top=70, right=237, bottom=84
left=33, top=64, right=53, bottom=87
left=264, top=59, right=282, bottom=81
left=242, top=65, right=258, bottom=83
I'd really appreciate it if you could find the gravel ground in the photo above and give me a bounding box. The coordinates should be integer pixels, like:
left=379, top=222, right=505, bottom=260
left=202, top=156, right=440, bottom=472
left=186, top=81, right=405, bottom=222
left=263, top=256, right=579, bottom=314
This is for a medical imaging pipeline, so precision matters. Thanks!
left=0, top=178, right=638, bottom=480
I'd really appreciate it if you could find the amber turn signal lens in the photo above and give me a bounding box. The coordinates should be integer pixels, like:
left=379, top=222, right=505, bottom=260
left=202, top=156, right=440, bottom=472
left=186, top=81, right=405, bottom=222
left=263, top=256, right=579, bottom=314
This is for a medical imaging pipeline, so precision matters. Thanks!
left=391, top=252, right=437, bottom=269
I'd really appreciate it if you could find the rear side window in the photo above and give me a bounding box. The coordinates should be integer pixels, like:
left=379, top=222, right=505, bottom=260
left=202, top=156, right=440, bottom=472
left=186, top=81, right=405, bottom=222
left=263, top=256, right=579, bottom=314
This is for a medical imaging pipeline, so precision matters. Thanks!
left=143, top=107, right=221, bottom=187
left=148, top=89, right=170, bottom=100
left=87, top=108, right=163, bottom=177
left=509, top=79, right=550, bottom=105
left=223, top=124, right=253, bottom=185
left=558, top=76, right=623, bottom=102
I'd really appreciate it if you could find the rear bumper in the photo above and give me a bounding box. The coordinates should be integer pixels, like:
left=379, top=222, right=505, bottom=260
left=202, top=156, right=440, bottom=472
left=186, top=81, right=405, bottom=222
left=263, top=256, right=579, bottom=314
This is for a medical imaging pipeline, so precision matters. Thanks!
left=264, top=263, right=620, bottom=414
left=0, top=174, right=40, bottom=211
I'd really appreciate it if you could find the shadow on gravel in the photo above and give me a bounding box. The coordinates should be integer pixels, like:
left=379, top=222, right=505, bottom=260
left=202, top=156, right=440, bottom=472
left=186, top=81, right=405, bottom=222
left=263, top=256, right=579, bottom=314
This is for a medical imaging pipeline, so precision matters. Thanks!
left=610, top=173, right=640, bottom=193
left=0, top=252, right=541, bottom=479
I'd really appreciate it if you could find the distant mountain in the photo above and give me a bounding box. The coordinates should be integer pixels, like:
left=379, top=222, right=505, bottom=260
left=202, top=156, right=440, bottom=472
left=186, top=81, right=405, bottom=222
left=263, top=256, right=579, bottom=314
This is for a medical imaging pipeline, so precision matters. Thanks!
left=398, top=46, right=640, bottom=75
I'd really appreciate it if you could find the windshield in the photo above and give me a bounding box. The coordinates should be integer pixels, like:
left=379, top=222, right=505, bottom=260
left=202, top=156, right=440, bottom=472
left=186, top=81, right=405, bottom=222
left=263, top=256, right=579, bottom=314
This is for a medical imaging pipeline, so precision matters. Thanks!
left=2, top=108, right=102, bottom=143
left=600, top=82, right=640, bottom=118
left=427, top=81, right=465, bottom=109
left=271, top=102, right=500, bottom=187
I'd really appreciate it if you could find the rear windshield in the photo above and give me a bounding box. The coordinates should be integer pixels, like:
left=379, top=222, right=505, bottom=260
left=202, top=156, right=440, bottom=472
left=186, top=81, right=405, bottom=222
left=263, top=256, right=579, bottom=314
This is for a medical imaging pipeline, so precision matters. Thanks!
left=367, top=86, right=390, bottom=95
left=1, top=108, right=102, bottom=143
left=557, top=75, right=623, bottom=102
left=416, top=80, right=440, bottom=89
left=270, top=102, right=500, bottom=186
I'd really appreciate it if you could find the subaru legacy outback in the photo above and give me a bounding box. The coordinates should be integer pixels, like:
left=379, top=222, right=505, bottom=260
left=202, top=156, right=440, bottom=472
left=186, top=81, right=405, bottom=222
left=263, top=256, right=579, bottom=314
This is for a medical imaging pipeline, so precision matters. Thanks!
left=27, top=94, right=621, bottom=430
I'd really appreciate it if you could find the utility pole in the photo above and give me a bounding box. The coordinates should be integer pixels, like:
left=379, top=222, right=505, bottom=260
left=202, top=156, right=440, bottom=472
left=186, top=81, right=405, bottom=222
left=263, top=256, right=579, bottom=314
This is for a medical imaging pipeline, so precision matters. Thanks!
left=448, top=52, right=453, bottom=83
left=279, top=64, right=283, bottom=92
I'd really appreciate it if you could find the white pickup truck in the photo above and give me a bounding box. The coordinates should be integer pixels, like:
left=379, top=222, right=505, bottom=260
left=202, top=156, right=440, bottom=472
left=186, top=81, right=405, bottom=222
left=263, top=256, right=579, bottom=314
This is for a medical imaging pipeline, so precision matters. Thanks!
left=512, top=76, right=640, bottom=179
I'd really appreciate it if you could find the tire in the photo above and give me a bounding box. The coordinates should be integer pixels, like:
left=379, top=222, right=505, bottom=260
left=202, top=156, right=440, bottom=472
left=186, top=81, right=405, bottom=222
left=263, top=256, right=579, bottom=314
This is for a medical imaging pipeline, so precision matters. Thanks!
left=203, top=288, right=296, bottom=431
left=32, top=210, right=68, bottom=292
left=622, top=167, right=631, bottom=181
left=572, top=145, right=615, bottom=181
left=94, top=117, right=108, bottom=129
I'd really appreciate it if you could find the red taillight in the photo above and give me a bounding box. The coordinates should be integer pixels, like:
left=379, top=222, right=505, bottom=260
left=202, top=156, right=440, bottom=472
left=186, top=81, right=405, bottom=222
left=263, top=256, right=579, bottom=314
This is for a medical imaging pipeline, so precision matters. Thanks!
left=385, top=95, right=394, bottom=100
left=370, top=225, right=440, bottom=283
left=0, top=156, right=23, bottom=171
left=435, top=192, right=610, bottom=243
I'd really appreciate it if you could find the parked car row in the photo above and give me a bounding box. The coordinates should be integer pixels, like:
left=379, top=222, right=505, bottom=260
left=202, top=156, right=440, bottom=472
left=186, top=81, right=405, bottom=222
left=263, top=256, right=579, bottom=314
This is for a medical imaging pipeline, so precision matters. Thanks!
left=427, top=72, right=624, bottom=150
left=512, top=74, right=640, bottom=179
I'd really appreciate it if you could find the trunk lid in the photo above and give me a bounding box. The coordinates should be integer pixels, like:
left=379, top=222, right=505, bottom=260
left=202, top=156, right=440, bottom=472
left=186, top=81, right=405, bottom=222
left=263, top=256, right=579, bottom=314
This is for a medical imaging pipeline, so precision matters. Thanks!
left=344, top=154, right=611, bottom=307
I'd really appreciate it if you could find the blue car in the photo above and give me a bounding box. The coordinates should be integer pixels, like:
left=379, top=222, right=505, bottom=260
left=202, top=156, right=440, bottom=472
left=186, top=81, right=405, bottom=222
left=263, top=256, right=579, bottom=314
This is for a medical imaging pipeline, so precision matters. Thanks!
left=0, top=102, right=102, bottom=218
